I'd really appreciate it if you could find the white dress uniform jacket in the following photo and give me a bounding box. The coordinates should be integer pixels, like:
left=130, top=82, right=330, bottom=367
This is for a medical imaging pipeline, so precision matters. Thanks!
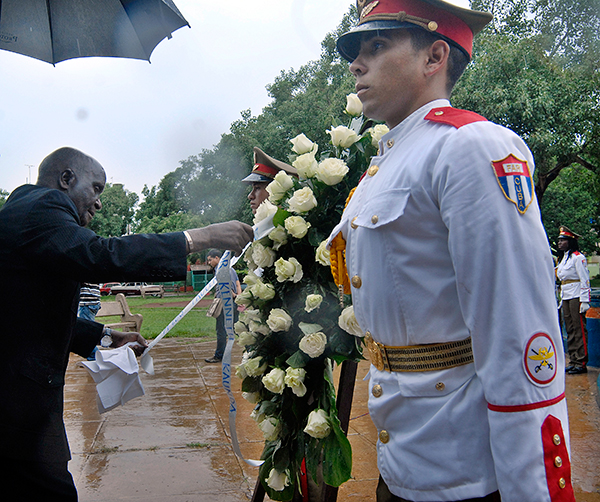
left=329, top=99, right=572, bottom=501
left=557, top=251, right=591, bottom=302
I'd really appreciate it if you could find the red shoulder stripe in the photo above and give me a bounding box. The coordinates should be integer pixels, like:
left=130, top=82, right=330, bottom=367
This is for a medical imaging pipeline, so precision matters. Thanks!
left=425, top=107, right=488, bottom=128
left=487, top=392, right=565, bottom=413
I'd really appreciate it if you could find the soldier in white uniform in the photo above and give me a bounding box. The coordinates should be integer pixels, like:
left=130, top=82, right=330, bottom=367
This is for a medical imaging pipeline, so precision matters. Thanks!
left=556, top=225, right=590, bottom=375
left=328, top=1, right=574, bottom=501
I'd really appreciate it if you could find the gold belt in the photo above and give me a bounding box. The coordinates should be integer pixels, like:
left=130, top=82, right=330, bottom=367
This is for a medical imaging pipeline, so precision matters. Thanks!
left=560, top=279, right=579, bottom=285
left=365, top=333, right=474, bottom=372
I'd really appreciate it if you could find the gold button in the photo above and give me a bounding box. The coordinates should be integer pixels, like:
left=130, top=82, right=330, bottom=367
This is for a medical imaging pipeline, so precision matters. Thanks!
left=371, top=215, right=379, bottom=224
left=372, top=384, right=383, bottom=398
left=351, top=275, right=362, bottom=288
left=555, top=456, right=563, bottom=468
left=435, top=382, right=445, bottom=391
left=386, top=139, right=394, bottom=149
left=377, top=148, right=382, bottom=155
left=559, top=478, right=566, bottom=489
left=351, top=217, right=358, bottom=229
left=553, top=434, right=561, bottom=446
left=368, top=165, right=379, bottom=176
left=428, top=21, right=438, bottom=31
left=379, top=430, right=390, bottom=443
left=434, top=110, right=444, bottom=116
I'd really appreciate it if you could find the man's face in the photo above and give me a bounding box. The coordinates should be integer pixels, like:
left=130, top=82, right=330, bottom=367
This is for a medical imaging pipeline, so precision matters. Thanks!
left=349, top=30, right=427, bottom=129
left=207, top=255, right=220, bottom=269
left=66, top=161, right=106, bottom=227
left=248, top=181, right=270, bottom=214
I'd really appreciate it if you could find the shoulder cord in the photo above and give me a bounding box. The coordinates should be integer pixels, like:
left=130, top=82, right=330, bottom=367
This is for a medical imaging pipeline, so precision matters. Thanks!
left=330, top=187, right=357, bottom=301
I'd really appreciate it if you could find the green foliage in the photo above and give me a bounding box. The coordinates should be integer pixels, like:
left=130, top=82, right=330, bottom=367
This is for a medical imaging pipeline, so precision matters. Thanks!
left=0, top=189, right=9, bottom=210
left=541, top=166, right=600, bottom=255
left=88, top=183, right=138, bottom=237
left=460, top=0, right=599, bottom=208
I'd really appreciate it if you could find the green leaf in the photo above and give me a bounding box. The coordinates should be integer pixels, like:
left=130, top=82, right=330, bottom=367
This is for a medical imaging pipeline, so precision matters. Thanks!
left=321, top=421, right=353, bottom=487
left=286, top=350, right=309, bottom=368
left=241, top=376, right=262, bottom=393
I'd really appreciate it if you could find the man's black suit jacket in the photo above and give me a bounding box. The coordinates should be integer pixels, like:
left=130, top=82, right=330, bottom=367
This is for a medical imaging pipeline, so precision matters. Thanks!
left=0, top=185, right=187, bottom=463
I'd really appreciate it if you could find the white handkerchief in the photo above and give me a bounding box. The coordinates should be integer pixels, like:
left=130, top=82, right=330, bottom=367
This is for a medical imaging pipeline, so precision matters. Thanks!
left=80, top=345, right=145, bottom=414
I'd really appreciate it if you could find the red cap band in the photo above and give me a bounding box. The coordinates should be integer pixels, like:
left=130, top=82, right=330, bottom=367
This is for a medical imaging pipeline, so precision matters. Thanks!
left=360, top=0, right=475, bottom=56
left=252, top=163, right=279, bottom=178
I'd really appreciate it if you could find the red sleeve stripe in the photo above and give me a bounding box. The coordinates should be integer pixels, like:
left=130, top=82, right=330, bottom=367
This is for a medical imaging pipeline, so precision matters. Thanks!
left=487, top=393, right=565, bottom=413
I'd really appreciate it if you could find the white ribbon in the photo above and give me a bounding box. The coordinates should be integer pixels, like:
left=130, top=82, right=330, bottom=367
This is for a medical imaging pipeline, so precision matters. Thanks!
left=216, top=251, right=263, bottom=467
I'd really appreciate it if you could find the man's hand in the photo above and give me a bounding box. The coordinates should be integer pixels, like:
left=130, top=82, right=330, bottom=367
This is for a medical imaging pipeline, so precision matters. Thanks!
left=580, top=302, right=590, bottom=314
left=111, top=330, right=148, bottom=357
left=186, top=221, right=253, bottom=256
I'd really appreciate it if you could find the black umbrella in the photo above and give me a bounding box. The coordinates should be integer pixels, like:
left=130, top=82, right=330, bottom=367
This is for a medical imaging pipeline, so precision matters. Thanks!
left=0, top=0, right=189, bottom=65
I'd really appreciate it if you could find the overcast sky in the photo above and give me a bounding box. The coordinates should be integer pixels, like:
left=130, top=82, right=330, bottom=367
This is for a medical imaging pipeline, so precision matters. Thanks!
left=0, top=0, right=354, bottom=196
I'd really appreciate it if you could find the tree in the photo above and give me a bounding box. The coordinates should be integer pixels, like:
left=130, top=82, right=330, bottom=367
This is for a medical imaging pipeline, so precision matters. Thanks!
left=0, top=189, right=8, bottom=210
left=541, top=166, right=600, bottom=255
left=455, top=0, right=600, bottom=208
left=88, top=183, right=138, bottom=237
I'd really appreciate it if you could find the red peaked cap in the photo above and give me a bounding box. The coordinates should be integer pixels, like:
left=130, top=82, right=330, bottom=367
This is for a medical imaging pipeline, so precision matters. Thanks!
left=337, top=0, right=493, bottom=60
left=558, top=226, right=581, bottom=240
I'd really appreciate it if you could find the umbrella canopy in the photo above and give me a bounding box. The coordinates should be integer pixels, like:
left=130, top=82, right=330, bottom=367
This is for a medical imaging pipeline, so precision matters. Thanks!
left=0, top=0, right=189, bottom=64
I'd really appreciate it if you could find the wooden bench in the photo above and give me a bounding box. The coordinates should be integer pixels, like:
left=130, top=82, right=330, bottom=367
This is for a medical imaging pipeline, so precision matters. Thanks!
left=96, top=293, right=143, bottom=332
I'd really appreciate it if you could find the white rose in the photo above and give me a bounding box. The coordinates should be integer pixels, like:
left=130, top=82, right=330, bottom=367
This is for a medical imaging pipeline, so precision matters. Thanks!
left=234, top=321, right=248, bottom=335
left=316, top=158, right=349, bottom=186
left=304, top=294, right=323, bottom=313
left=243, top=271, right=261, bottom=287
left=252, top=243, right=277, bottom=269
left=250, top=408, right=265, bottom=423
left=315, top=240, right=330, bottom=266
left=235, top=363, right=248, bottom=380
left=267, top=171, right=294, bottom=203
left=262, top=367, right=286, bottom=394
left=250, top=281, right=276, bottom=301
left=292, top=152, right=318, bottom=180
left=266, top=308, right=293, bottom=332
left=253, top=199, right=278, bottom=225
left=268, top=226, right=288, bottom=250
left=241, top=308, right=262, bottom=323
left=248, top=320, right=270, bottom=336
left=345, top=93, right=363, bottom=116
left=368, top=124, right=390, bottom=147
left=237, top=331, right=258, bottom=347
left=338, top=305, right=363, bottom=337
left=245, top=356, right=268, bottom=377
left=266, top=469, right=290, bottom=492
left=274, top=257, right=303, bottom=283
left=243, top=246, right=258, bottom=272
left=284, top=216, right=311, bottom=239
left=303, top=409, right=331, bottom=439
left=299, top=332, right=327, bottom=358
left=284, top=367, right=307, bottom=397
left=259, top=416, right=281, bottom=441
left=290, top=133, right=315, bottom=155
left=235, top=289, right=253, bottom=307
left=288, top=187, right=317, bottom=214
left=242, top=391, right=261, bottom=404
left=327, top=125, right=359, bottom=148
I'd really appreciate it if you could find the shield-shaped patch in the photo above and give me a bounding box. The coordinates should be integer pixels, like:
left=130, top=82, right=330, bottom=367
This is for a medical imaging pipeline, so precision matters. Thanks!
left=491, top=154, right=533, bottom=214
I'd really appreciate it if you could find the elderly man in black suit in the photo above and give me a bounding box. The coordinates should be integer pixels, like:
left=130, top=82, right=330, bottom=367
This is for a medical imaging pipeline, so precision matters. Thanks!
left=0, top=147, right=253, bottom=500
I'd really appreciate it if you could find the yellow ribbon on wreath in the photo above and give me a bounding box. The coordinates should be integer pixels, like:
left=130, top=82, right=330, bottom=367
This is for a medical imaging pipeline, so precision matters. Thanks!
left=330, top=187, right=357, bottom=302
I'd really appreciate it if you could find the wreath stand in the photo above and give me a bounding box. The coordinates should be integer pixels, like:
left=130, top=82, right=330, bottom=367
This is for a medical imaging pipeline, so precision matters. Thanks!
left=251, top=359, right=359, bottom=502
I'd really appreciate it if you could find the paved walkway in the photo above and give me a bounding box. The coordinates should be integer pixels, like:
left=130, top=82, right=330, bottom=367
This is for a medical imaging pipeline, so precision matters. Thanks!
left=64, top=338, right=600, bottom=501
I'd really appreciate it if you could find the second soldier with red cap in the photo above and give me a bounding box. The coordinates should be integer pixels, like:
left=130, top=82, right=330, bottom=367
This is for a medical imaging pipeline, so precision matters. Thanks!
left=328, top=1, right=574, bottom=501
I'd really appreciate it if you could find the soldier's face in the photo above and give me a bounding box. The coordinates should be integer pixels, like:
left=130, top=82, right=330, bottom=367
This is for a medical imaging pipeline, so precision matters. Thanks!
left=557, top=238, right=569, bottom=251
left=349, top=30, right=428, bottom=129
left=248, top=182, right=269, bottom=214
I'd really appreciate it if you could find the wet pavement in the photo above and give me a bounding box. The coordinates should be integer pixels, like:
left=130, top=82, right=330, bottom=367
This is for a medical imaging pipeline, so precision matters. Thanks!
left=64, top=338, right=600, bottom=501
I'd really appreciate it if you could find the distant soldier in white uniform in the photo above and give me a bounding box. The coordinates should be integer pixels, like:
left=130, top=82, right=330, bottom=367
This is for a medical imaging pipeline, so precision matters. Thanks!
left=556, top=225, right=590, bottom=375
left=328, top=1, right=574, bottom=501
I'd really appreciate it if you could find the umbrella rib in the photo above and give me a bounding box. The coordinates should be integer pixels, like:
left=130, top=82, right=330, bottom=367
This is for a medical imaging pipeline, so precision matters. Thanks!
left=45, top=0, right=56, bottom=65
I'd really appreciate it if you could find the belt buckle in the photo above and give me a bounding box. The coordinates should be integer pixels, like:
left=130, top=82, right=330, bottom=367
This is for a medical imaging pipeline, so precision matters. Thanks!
left=365, top=333, right=388, bottom=372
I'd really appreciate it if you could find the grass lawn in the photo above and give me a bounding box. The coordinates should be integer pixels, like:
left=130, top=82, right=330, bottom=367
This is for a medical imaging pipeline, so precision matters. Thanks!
left=100, top=293, right=217, bottom=341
